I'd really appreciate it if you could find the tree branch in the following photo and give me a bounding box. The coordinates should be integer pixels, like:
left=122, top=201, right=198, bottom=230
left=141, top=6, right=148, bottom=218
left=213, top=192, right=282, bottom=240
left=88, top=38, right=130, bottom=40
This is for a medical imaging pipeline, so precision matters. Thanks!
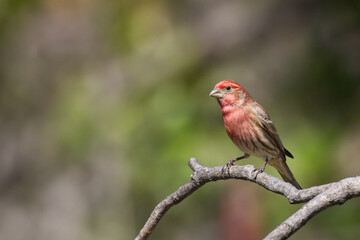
left=135, top=158, right=360, bottom=240
left=264, top=176, right=360, bottom=239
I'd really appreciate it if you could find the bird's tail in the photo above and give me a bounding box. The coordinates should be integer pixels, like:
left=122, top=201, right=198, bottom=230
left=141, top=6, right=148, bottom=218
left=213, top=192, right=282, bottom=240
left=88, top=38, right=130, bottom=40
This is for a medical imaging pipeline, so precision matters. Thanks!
left=272, top=160, right=302, bottom=190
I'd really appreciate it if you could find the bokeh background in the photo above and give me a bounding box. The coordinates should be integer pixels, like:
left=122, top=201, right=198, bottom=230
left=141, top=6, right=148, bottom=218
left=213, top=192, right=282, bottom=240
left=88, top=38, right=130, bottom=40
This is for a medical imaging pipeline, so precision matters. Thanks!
left=0, top=0, right=360, bottom=239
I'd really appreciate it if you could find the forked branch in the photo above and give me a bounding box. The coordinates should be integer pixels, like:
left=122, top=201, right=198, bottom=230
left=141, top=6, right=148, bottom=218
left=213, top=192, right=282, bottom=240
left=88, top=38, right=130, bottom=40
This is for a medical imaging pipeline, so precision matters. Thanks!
left=135, top=158, right=360, bottom=240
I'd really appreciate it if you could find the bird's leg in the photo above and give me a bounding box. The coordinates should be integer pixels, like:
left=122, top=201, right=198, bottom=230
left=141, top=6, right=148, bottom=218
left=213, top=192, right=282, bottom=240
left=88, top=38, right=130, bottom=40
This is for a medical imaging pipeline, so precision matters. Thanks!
left=225, top=153, right=249, bottom=167
left=253, top=156, right=269, bottom=179
left=222, top=153, right=249, bottom=175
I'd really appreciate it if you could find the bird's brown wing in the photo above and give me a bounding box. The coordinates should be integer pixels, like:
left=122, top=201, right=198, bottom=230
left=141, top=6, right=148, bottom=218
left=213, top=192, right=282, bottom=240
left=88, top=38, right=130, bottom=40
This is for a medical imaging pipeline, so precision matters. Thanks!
left=255, top=105, right=287, bottom=160
left=255, top=105, right=301, bottom=189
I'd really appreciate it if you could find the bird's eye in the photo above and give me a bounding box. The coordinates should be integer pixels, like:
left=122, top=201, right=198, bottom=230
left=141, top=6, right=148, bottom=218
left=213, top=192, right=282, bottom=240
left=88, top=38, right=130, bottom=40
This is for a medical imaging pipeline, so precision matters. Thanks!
left=226, top=86, right=231, bottom=90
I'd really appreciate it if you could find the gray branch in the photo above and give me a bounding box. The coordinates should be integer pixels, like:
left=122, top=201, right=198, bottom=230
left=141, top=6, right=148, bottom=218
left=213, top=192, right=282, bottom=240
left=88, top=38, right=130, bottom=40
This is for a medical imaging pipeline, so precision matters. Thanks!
left=135, top=158, right=360, bottom=240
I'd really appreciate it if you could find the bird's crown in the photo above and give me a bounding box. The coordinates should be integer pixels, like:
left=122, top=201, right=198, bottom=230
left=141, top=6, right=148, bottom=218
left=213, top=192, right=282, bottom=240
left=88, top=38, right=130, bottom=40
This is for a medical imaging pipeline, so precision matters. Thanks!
left=214, top=80, right=243, bottom=90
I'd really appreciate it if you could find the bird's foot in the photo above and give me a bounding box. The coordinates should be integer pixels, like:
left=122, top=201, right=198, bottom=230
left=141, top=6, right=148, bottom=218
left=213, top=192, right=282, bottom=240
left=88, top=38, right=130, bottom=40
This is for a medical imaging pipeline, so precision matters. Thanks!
left=221, top=160, right=235, bottom=176
left=253, top=157, right=268, bottom=179
left=252, top=166, right=265, bottom=179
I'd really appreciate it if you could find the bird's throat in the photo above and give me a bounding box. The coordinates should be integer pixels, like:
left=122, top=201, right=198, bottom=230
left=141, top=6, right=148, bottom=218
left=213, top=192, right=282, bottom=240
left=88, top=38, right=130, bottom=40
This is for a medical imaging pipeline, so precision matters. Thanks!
left=221, top=104, right=238, bottom=117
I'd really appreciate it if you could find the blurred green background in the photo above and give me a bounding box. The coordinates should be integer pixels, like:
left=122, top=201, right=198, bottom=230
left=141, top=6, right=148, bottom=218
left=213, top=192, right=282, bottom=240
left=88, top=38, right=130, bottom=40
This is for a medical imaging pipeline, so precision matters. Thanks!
left=0, top=0, right=359, bottom=239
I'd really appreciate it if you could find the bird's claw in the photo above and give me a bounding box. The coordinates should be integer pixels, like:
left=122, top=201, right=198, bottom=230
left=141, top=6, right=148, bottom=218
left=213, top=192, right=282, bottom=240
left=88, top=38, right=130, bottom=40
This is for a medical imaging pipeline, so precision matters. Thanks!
left=221, top=160, right=234, bottom=176
left=252, top=166, right=265, bottom=179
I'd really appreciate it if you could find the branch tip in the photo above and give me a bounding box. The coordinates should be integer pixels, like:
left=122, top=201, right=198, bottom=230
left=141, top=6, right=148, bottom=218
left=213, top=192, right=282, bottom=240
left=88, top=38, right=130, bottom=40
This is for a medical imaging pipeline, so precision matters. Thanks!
left=188, top=158, right=203, bottom=172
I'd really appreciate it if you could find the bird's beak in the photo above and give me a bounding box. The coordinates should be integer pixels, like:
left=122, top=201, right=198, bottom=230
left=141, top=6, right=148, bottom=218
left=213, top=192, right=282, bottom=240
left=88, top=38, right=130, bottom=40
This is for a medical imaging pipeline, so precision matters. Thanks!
left=209, top=88, right=223, bottom=99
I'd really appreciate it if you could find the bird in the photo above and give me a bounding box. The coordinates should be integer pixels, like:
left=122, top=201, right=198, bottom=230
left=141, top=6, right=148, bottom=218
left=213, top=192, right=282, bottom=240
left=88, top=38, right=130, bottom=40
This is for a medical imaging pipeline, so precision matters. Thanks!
left=210, top=80, right=301, bottom=189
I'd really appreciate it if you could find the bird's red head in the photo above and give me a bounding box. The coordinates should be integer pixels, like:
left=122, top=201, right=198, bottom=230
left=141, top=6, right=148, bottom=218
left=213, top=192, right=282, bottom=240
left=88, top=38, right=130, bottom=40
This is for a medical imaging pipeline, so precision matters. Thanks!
left=210, top=80, right=249, bottom=107
left=214, top=80, right=243, bottom=90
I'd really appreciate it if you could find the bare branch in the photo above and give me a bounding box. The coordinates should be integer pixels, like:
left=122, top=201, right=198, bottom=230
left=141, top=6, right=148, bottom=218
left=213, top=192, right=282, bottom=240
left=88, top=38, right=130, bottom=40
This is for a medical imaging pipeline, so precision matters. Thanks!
left=264, top=177, right=360, bottom=239
left=135, top=158, right=360, bottom=240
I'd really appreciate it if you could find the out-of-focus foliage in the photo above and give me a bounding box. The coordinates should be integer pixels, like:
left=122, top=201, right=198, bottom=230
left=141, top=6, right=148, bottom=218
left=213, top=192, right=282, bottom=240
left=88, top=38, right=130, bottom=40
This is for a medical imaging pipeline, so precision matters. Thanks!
left=0, top=0, right=359, bottom=240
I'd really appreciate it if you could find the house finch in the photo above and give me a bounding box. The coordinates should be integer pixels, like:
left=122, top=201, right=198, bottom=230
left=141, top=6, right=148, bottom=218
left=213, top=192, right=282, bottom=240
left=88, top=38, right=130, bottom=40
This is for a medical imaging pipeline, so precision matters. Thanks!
left=210, top=80, right=301, bottom=189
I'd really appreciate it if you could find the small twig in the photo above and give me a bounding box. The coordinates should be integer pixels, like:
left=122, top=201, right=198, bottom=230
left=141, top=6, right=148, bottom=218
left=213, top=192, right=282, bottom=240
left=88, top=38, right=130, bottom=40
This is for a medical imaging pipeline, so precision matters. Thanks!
left=135, top=158, right=360, bottom=240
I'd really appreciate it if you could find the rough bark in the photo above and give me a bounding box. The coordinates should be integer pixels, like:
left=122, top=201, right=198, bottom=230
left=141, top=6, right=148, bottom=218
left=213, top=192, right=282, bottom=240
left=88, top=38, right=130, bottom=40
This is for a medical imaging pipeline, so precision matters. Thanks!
left=135, top=158, right=360, bottom=240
